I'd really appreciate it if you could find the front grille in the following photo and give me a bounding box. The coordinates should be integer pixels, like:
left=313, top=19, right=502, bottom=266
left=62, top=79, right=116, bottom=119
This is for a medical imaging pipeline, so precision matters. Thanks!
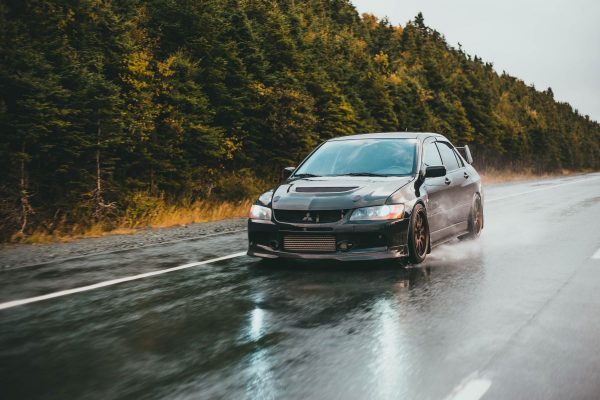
left=283, top=234, right=337, bottom=253
left=274, top=209, right=345, bottom=224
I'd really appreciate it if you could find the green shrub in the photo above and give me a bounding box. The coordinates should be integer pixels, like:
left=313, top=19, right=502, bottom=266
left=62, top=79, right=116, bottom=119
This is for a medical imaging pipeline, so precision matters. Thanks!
left=212, top=169, right=270, bottom=201
left=121, top=192, right=166, bottom=228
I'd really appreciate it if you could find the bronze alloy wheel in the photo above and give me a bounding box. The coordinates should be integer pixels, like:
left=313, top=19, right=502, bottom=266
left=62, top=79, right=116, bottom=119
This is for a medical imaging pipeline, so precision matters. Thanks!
left=409, top=204, right=429, bottom=264
left=472, top=197, right=483, bottom=236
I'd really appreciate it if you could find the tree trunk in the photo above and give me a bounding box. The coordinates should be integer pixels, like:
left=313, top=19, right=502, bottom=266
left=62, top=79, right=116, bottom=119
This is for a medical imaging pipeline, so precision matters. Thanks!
left=19, top=142, right=33, bottom=234
left=94, top=125, right=104, bottom=217
left=96, top=126, right=102, bottom=203
left=150, top=167, right=156, bottom=195
left=150, top=129, right=157, bottom=195
left=92, top=126, right=116, bottom=218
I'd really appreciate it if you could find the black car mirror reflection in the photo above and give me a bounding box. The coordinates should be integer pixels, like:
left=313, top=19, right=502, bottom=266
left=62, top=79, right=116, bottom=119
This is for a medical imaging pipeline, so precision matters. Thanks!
left=425, top=165, right=446, bottom=178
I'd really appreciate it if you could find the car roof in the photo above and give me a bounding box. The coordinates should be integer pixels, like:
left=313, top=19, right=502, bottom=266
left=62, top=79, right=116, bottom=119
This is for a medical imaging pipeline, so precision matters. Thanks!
left=328, top=132, right=447, bottom=142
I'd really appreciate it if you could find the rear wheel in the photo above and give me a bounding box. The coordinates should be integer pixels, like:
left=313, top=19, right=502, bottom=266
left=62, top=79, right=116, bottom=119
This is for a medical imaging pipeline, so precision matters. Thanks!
left=461, top=195, right=483, bottom=239
left=408, top=203, right=430, bottom=264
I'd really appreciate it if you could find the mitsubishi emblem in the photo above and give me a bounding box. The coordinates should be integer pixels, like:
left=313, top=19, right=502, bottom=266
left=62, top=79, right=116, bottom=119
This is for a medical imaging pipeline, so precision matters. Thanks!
left=302, top=212, right=313, bottom=222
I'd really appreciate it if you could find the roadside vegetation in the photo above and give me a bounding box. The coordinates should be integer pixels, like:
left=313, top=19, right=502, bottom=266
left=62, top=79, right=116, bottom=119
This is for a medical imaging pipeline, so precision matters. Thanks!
left=1, top=1, right=599, bottom=243
left=20, top=197, right=253, bottom=244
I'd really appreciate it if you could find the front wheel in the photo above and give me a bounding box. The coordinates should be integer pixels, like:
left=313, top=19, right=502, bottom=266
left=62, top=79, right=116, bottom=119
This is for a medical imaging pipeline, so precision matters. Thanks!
left=408, top=203, right=430, bottom=264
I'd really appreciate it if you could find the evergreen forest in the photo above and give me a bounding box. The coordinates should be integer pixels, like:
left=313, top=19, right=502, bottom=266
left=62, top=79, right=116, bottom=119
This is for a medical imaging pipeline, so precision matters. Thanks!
left=1, top=0, right=599, bottom=240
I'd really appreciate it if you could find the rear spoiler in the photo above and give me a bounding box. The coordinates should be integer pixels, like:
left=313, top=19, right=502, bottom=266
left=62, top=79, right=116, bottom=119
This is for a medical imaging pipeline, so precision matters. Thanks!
left=455, top=145, right=473, bottom=164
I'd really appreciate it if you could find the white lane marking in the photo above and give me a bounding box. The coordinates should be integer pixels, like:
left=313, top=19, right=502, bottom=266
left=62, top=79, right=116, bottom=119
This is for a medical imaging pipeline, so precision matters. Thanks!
left=593, top=248, right=600, bottom=260
left=487, top=175, right=600, bottom=204
left=0, top=251, right=247, bottom=311
left=445, top=375, right=492, bottom=400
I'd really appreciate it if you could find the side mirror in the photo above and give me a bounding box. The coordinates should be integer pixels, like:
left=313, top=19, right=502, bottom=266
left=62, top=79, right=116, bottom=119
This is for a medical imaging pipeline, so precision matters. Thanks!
left=282, top=167, right=295, bottom=180
left=425, top=165, right=446, bottom=178
left=456, top=145, right=473, bottom=164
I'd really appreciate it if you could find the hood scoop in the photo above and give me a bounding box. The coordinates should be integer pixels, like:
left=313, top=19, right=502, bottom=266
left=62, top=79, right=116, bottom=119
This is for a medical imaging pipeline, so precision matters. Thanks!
left=295, top=186, right=358, bottom=193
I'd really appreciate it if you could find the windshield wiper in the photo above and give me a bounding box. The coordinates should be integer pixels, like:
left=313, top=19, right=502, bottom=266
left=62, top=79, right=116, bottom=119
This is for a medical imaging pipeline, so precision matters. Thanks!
left=337, top=172, right=390, bottom=177
left=290, top=173, right=321, bottom=180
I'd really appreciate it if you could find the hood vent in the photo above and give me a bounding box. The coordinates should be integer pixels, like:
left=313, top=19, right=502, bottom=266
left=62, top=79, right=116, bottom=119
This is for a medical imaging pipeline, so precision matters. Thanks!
left=295, top=186, right=358, bottom=193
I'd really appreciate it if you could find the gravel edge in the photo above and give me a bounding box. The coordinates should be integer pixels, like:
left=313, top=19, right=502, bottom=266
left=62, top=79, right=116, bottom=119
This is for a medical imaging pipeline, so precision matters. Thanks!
left=0, top=218, right=247, bottom=270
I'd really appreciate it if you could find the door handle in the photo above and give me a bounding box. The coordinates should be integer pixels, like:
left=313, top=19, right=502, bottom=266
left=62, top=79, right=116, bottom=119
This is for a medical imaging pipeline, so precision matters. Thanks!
left=445, top=177, right=451, bottom=185
left=464, top=172, right=469, bottom=179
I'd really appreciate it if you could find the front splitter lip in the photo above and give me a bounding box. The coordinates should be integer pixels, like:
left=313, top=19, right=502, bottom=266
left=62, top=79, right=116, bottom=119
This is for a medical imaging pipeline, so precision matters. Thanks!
left=247, top=245, right=408, bottom=262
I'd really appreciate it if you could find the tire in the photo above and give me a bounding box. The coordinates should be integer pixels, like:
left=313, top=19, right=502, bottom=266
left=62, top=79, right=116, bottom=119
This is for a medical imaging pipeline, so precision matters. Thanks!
left=408, top=203, right=430, bottom=264
left=461, top=194, right=483, bottom=239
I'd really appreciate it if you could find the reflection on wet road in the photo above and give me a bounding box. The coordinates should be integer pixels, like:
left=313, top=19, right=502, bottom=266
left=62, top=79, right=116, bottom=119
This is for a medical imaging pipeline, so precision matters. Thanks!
left=1, top=174, right=600, bottom=399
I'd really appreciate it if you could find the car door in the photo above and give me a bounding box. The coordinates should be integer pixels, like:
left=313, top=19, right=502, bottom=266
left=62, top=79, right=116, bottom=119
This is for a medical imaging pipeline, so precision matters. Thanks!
left=421, top=140, right=449, bottom=236
left=434, top=141, right=465, bottom=231
left=446, top=143, right=476, bottom=225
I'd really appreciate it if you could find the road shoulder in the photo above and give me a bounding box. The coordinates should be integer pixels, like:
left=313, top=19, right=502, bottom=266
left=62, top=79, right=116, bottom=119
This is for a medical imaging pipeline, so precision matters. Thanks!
left=0, top=218, right=246, bottom=270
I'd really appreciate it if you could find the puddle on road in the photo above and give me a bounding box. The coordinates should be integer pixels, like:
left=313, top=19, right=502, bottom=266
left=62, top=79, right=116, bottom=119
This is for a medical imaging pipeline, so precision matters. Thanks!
left=563, top=196, right=600, bottom=216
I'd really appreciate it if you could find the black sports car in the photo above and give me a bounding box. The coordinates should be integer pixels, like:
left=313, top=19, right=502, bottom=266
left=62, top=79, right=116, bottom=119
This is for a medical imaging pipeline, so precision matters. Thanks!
left=247, top=132, right=483, bottom=263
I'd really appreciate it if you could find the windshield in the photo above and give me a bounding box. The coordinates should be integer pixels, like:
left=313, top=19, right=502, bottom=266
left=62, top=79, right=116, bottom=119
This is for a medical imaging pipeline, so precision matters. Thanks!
left=293, top=138, right=417, bottom=177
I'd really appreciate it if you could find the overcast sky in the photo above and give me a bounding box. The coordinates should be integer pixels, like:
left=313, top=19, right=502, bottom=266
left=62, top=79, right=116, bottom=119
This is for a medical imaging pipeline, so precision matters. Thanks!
left=351, top=0, right=600, bottom=122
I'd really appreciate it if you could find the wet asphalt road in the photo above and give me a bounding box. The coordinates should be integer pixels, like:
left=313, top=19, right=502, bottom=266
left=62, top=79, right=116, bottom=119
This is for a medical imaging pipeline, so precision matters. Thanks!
left=1, top=174, right=600, bottom=400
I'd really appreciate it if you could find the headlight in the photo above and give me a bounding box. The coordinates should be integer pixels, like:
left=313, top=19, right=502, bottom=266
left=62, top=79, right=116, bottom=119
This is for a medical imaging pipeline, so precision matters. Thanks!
left=349, top=204, right=404, bottom=221
left=249, top=204, right=272, bottom=221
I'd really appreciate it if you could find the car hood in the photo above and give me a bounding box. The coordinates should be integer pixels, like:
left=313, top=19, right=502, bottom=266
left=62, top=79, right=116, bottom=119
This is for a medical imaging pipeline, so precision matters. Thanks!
left=271, top=176, right=413, bottom=210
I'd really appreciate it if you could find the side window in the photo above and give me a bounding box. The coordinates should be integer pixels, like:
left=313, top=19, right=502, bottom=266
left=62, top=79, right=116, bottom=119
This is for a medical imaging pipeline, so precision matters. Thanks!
left=453, top=149, right=465, bottom=167
left=436, top=142, right=460, bottom=171
left=423, top=143, right=443, bottom=167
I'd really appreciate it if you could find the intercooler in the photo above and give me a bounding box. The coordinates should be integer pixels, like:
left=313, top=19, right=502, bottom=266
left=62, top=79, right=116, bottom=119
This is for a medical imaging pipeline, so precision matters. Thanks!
left=282, top=234, right=337, bottom=253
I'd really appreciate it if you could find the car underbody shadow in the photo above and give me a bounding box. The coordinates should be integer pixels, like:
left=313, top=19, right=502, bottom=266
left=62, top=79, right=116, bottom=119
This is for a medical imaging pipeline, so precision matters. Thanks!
left=253, top=256, right=415, bottom=271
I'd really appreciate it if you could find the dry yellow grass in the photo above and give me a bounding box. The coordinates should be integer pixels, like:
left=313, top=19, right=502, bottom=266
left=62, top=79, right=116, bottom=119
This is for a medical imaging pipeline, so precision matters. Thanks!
left=21, top=199, right=253, bottom=244
left=22, top=223, right=139, bottom=244
left=20, top=223, right=111, bottom=244
left=148, top=199, right=253, bottom=229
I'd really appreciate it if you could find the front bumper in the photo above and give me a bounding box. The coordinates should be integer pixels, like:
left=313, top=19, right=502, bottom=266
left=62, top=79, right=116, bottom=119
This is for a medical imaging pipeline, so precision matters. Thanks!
left=247, top=218, right=410, bottom=261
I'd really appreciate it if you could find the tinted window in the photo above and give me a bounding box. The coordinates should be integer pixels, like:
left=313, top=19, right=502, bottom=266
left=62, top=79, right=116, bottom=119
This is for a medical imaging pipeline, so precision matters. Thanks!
left=454, top=149, right=465, bottom=167
left=294, top=139, right=417, bottom=177
left=423, top=143, right=443, bottom=167
left=436, top=142, right=460, bottom=171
